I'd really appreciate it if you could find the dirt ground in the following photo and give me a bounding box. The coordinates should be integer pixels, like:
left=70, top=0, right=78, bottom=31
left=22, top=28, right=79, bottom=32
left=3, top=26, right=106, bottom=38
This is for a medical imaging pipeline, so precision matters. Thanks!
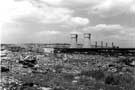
left=1, top=49, right=135, bottom=90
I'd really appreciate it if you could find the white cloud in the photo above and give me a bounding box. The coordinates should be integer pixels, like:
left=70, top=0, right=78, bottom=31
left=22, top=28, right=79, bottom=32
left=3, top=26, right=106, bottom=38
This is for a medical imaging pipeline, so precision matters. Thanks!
left=14, top=0, right=135, bottom=17
left=41, top=0, right=62, bottom=5
left=130, top=4, right=135, bottom=13
left=1, top=0, right=134, bottom=47
left=0, top=0, right=90, bottom=29
left=83, top=24, right=135, bottom=40
left=32, top=1, right=90, bottom=26
left=36, top=7, right=73, bottom=24
left=37, top=0, right=135, bottom=17
left=38, top=30, right=61, bottom=35
left=70, top=31, right=82, bottom=34
left=0, top=0, right=89, bottom=43
left=91, top=0, right=135, bottom=17
left=14, top=0, right=90, bottom=26
left=0, top=0, right=35, bottom=25
left=70, top=17, right=89, bottom=26
left=94, top=24, right=123, bottom=30
left=83, top=24, right=135, bottom=47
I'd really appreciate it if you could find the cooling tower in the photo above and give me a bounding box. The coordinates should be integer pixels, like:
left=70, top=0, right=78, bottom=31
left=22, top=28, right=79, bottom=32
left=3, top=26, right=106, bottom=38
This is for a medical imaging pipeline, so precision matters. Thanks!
left=83, top=33, right=91, bottom=48
left=101, top=41, right=103, bottom=48
left=106, top=42, right=108, bottom=48
left=70, top=34, right=78, bottom=48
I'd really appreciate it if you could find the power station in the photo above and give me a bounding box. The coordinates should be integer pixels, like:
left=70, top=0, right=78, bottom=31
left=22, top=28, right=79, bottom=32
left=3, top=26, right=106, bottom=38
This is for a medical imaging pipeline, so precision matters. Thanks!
left=53, top=33, right=135, bottom=56
left=70, top=33, right=115, bottom=48
left=83, top=33, right=91, bottom=48
left=70, top=34, right=78, bottom=48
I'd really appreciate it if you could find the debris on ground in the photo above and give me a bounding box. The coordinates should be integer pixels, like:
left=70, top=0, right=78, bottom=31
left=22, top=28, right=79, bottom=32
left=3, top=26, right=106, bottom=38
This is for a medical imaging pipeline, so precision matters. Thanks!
left=1, top=45, right=135, bottom=90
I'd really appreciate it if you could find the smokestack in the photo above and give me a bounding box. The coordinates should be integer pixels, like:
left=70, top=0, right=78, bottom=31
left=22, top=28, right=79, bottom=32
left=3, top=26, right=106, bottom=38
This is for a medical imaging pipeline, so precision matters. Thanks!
left=101, top=41, right=103, bottom=48
left=70, top=34, right=78, bottom=48
left=83, top=33, right=91, bottom=48
left=95, top=41, right=97, bottom=48
left=112, top=42, right=114, bottom=48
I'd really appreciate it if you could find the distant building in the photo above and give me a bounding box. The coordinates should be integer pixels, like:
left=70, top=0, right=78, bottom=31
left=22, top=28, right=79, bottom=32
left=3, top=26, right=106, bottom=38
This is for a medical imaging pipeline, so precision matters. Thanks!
left=43, top=48, right=54, bottom=53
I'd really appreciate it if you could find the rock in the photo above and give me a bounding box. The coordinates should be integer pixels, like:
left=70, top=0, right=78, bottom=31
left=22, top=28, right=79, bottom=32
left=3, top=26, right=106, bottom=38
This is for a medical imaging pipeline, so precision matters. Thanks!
left=108, top=67, right=117, bottom=72
left=53, top=87, right=64, bottom=90
left=72, top=80, right=78, bottom=84
left=74, top=76, right=80, bottom=80
left=130, top=61, right=135, bottom=66
left=40, top=87, right=52, bottom=90
left=1, top=66, right=9, bottom=72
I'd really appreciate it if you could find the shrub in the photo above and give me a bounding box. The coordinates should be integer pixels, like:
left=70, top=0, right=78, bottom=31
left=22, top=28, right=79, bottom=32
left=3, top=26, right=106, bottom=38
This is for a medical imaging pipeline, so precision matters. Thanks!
left=80, top=70, right=105, bottom=80
left=105, top=73, right=134, bottom=86
left=105, top=74, right=120, bottom=85
left=62, top=73, right=74, bottom=82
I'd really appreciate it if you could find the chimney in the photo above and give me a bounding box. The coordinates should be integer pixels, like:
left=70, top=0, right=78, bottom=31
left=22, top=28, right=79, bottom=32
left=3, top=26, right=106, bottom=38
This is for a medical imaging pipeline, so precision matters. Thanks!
left=106, top=42, right=108, bottom=48
left=95, top=41, right=97, bottom=48
left=70, top=34, right=78, bottom=48
left=101, top=41, right=103, bottom=48
left=112, top=42, right=114, bottom=48
left=83, top=33, right=91, bottom=48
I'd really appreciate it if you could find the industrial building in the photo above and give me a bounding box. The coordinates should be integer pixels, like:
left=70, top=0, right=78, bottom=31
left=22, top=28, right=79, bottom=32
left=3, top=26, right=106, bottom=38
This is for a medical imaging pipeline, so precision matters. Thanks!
left=23, top=33, right=116, bottom=49
left=70, top=33, right=115, bottom=48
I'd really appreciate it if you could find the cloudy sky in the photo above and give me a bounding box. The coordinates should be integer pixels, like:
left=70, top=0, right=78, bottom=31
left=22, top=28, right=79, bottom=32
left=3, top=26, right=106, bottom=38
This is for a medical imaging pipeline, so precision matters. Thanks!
left=0, top=0, right=135, bottom=47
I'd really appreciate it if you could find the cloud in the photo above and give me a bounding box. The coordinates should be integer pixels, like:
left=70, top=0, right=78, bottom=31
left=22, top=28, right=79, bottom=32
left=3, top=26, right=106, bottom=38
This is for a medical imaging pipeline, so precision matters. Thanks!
left=1, top=14, right=86, bottom=43
left=83, top=24, right=124, bottom=37
left=84, top=24, right=134, bottom=37
left=0, top=0, right=90, bottom=43
left=130, top=3, right=135, bottom=14
left=14, top=0, right=90, bottom=26
left=38, top=30, right=61, bottom=35
left=90, top=0, right=135, bottom=17
left=14, top=0, right=135, bottom=18
left=70, top=31, right=82, bottom=34
left=94, top=24, right=122, bottom=30
left=36, top=7, right=89, bottom=26
left=1, top=0, right=134, bottom=47
left=0, top=0, right=35, bottom=25
left=62, top=0, right=135, bottom=17
left=70, top=17, right=89, bottom=26
left=37, top=0, right=62, bottom=6
left=33, top=0, right=135, bottom=17
left=1, top=18, right=62, bottom=43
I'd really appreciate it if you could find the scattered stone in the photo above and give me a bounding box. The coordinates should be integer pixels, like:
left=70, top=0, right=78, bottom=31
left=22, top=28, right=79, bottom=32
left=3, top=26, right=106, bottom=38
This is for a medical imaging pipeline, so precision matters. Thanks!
left=1, top=66, right=9, bottom=72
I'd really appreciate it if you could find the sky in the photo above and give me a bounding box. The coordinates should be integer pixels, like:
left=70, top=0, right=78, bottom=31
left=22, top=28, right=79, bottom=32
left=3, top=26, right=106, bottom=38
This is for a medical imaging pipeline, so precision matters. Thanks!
left=0, top=0, right=135, bottom=47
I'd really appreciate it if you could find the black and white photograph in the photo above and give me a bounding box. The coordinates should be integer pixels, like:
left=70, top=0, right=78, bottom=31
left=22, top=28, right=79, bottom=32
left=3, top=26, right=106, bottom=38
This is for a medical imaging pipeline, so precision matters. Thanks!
left=0, top=0, right=135, bottom=90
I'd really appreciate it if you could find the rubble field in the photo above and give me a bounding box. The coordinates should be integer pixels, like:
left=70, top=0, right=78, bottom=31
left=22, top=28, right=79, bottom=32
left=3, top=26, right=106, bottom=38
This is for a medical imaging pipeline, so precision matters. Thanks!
left=1, top=48, right=135, bottom=90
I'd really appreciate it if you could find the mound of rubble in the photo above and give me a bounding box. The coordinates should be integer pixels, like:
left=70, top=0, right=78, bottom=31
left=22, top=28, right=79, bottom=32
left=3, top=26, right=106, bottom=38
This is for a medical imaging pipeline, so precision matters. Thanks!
left=1, top=47, right=135, bottom=90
